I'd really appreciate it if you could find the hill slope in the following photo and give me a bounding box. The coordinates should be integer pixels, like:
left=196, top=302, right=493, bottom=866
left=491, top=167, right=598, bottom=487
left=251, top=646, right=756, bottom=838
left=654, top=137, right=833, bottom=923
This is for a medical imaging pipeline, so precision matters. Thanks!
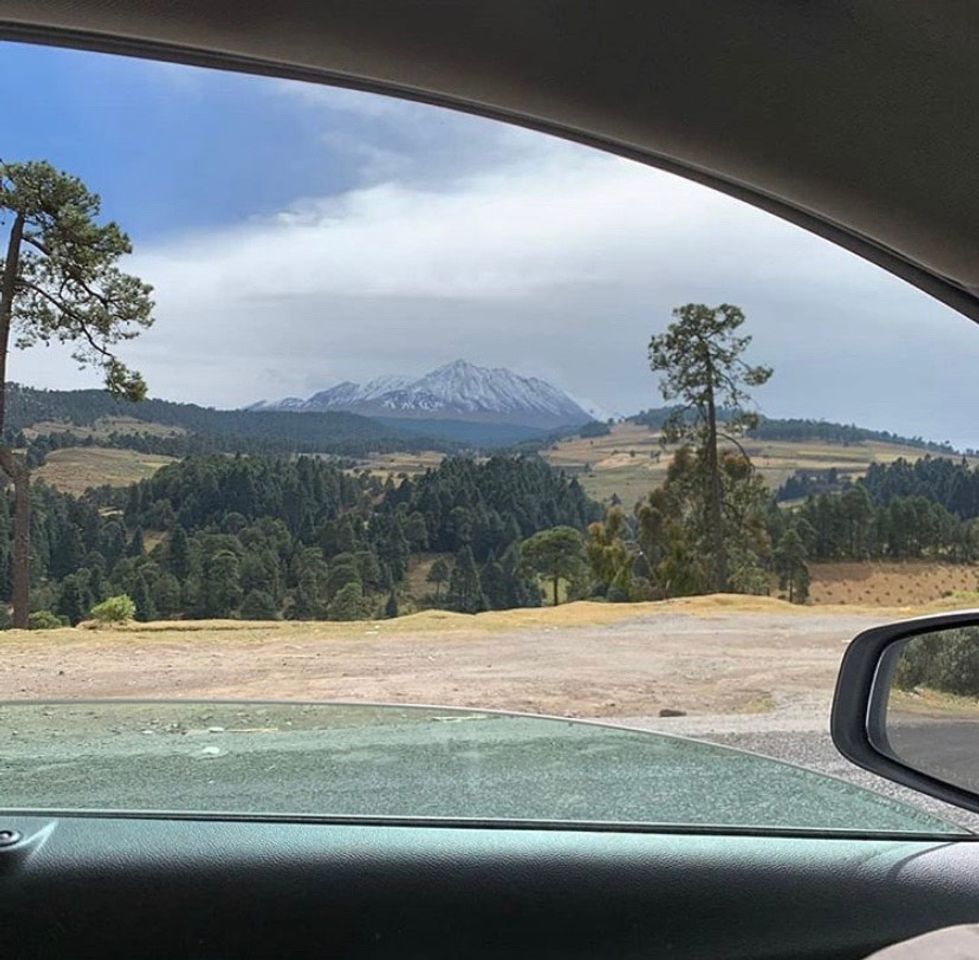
left=540, top=422, right=975, bottom=507
left=3, top=383, right=451, bottom=457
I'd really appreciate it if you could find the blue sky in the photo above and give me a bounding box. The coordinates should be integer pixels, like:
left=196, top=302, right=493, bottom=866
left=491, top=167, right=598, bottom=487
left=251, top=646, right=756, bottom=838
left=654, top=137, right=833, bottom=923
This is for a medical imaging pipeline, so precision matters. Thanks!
left=1, top=43, right=384, bottom=239
left=2, top=41, right=979, bottom=448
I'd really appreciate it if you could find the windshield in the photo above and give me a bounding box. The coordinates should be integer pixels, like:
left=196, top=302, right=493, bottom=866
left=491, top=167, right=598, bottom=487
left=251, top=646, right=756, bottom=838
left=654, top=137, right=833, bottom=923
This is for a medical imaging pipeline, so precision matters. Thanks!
left=0, top=701, right=951, bottom=832
left=0, top=40, right=976, bottom=834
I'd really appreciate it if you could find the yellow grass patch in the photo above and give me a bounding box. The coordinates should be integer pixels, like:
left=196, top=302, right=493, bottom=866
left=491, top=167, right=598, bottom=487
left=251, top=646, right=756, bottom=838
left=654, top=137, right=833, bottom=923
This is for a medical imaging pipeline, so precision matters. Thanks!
left=351, top=450, right=447, bottom=481
left=0, top=593, right=862, bottom=644
left=35, top=447, right=177, bottom=495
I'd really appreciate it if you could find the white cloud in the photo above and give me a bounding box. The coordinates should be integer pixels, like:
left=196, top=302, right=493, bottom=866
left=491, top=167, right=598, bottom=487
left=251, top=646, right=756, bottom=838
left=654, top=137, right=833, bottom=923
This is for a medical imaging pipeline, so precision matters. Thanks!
left=96, top=125, right=979, bottom=447
left=132, top=146, right=872, bottom=306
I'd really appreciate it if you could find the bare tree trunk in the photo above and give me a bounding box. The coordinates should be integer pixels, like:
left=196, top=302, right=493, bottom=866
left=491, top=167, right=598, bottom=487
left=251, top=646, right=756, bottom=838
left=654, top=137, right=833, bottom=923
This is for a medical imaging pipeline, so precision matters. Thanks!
left=0, top=212, right=26, bottom=625
left=704, top=377, right=728, bottom=593
left=0, top=449, right=29, bottom=627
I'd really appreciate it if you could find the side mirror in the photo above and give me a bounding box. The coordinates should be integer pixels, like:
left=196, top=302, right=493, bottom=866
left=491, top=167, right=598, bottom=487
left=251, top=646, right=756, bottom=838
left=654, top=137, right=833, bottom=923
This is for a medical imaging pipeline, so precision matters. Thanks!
left=832, top=611, right=979, bottom=813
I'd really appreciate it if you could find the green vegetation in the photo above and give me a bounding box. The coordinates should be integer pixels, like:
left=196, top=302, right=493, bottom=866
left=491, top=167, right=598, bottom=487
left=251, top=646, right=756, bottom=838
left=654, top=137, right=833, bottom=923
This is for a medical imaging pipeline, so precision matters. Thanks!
left=522, top=526, right=587, bottom=606
left=896, top=627, right=979, bottom=697
left=426, top=557, right=450, bottom=600
left=90, top=594, right=135, bottom=624
left=774, top=528, right=810, bottom=603
left=0, top=160, right=155, bottom=626
left=27, top=610, right=62, bottom=630
left=446, top=545, right=488, bottom=613
left=748, top=417, right=960, bottom=455
left=648, top=303, right=772, bottom=593
left=586, top=508, right=633, bottom=602
left=12, top=453, right=596, bottom=624
left=634, top=445, right=773, bottom=598
left=578, top=420, right=612, bottom=438
left=629, top=409, right=961, bottom=456
left=5, top=260, right=979, bottom=626
left=5, top=383, right=456, bottom=462
left=790, top=464, right=979, bottom=562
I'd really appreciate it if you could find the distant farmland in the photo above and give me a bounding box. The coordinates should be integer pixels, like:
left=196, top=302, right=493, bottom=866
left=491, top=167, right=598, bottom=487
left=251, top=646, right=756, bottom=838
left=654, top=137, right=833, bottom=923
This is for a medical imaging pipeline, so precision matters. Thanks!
left=26, top=419, right=979, bottom=517
left=34, top=447, right=177, bottom=496
left=540, top=423, right=976, bottom=507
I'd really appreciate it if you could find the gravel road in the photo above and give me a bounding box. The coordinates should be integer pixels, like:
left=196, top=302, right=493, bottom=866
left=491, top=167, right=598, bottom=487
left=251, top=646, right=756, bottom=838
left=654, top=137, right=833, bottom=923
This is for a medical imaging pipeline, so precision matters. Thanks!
left=620, top=707, right=979, bottom=831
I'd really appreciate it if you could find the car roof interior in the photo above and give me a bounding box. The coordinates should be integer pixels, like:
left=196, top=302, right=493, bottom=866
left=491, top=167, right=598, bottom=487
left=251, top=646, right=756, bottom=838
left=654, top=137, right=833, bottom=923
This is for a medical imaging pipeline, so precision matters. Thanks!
left=2, top=4, right=979, bottom=959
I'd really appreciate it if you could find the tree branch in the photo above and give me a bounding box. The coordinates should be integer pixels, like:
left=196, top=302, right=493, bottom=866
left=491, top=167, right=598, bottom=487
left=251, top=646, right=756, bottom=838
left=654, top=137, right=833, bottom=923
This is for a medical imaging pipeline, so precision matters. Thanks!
left=718, top=430, right=752, bottom=465
left=15, top=279, right=115, bottom=359
left=20, top=234, right=50, bottom=257
left=76, top=318, right=115, bottom=359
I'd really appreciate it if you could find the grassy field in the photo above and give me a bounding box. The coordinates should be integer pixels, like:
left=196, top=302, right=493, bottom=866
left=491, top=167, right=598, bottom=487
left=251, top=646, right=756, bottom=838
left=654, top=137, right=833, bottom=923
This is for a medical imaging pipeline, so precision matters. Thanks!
left=35, top=447, right=178, bottom=495
left=25, top=415, right=185, bottom=440
left=540, top=423, right=970, bottom=507
left=352, top=450, right=446, bottom=478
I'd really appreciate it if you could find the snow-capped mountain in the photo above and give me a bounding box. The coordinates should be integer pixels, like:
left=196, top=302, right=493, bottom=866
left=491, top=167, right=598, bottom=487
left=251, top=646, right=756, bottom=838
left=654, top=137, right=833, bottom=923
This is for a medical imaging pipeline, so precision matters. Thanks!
left=250, top=360, right=591, bottom=429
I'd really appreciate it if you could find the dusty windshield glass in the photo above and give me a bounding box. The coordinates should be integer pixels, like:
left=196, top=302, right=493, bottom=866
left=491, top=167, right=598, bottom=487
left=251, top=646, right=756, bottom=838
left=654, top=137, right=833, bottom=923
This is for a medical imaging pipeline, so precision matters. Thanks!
left=0, top=41, right=977, bottom=833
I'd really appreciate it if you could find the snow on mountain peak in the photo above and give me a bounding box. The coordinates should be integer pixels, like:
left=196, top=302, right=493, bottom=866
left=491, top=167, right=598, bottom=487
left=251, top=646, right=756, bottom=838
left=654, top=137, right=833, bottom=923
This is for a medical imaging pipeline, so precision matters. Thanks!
left=253, top=360, right=590, bottom=428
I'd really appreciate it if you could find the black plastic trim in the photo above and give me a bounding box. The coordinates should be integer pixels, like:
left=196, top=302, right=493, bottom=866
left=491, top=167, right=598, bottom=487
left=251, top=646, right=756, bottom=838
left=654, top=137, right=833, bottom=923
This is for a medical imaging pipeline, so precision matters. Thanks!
left=832, top=609, right=979, bottom=814
left=0, top=806, right=971, bottom=844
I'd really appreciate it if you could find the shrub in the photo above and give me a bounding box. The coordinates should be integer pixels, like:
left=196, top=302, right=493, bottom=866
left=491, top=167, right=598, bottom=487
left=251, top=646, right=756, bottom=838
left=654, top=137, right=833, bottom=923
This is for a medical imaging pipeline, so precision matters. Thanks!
left=895, top=627, right=979, bottom=697
left=90, top=594, right=136, bottom=624
left=28, top=610, right=64, bottom=630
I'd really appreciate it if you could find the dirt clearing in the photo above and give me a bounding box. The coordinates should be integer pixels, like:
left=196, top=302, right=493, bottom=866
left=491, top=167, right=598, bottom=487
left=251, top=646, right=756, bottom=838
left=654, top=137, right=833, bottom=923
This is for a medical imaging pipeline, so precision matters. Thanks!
left=809, top=561, right=979, bottom=606
left=0, top=596, right=946, bottom=719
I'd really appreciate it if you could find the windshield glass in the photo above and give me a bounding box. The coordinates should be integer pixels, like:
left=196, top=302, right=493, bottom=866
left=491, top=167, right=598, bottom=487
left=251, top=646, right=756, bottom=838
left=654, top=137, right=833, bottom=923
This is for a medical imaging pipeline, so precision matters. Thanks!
left=0, top=701, right=951, bottom=832
left=0, top=40, right=976, bottom=834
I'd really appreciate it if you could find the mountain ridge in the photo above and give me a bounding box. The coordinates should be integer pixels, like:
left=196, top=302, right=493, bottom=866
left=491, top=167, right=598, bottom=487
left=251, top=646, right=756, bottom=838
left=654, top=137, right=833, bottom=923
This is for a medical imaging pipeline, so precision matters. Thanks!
left=249, top=359, right=592, bottom=429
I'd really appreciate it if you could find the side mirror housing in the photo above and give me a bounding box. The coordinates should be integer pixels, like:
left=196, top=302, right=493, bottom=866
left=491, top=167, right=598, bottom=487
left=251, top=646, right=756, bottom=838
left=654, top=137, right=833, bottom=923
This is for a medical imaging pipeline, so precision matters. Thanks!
left=832, top=611, right=979, bottom=814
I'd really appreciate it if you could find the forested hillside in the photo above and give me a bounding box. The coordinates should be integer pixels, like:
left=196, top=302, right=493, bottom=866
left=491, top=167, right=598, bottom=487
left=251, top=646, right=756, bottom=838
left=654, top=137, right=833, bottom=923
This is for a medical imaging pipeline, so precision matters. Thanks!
left=13, top=447, right=979, bottom=626
left=14, top=454, right=599, bottom=624
left=861, top=457, right=979, bottom=517
left=778, top=457, right=979, bottom=563
left=4, top=383, right=454, bottom=458
left=627, top=407, right=960, bottom=454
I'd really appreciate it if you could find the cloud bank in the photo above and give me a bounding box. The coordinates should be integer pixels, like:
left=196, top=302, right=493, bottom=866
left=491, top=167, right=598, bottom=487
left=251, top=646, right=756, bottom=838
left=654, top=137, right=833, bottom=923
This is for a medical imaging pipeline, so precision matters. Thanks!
left=17, top=83, right=979, bottom=447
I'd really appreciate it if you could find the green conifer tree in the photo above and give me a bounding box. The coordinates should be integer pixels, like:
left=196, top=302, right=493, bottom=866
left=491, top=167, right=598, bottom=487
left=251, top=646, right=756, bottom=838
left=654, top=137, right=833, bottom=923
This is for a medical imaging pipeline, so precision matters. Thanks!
left=446, top=546, right=487, bottom=613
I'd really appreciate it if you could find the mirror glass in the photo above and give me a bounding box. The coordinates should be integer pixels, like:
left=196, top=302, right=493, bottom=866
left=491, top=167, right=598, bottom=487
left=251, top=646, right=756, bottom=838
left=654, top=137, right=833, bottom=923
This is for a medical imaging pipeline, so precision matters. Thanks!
left=876, top=625, right=979, bottom=794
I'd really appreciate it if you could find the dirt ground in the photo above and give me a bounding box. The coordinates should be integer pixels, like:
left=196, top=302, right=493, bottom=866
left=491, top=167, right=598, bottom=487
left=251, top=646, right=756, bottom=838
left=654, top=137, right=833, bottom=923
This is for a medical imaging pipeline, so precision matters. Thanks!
left=0, top=596, right=931, bottom=719
left=809, top=561, right=979, bottom=606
